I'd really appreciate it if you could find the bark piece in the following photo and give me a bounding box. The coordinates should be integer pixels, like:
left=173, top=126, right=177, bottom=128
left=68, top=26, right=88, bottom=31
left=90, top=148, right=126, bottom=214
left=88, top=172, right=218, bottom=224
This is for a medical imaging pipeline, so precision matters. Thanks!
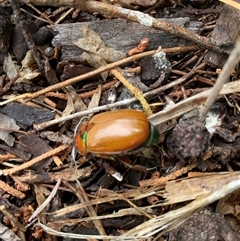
left=11, top=24, right=53, bottom=63
left=0, top=8, right=13, bottom=64
left=0, top=143, right=31, bottom=160
left=59, top=63, right=95, bottom=81
left=206, top=3, right=240, bottom=67
left=18, top=133, right=53, bottom=171
left=0, top=102, right=54, bottom=127
left=52, top=18, right=202, bottom=61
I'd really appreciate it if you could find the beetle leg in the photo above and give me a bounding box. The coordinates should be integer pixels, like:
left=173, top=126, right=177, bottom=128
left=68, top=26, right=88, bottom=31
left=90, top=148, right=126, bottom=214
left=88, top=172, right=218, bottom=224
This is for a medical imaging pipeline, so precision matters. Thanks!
left=102, top=161, right=123, bottom=182
left=95, top=154, right=115, bottom=161
left=119, top=156, right=148, bottom=173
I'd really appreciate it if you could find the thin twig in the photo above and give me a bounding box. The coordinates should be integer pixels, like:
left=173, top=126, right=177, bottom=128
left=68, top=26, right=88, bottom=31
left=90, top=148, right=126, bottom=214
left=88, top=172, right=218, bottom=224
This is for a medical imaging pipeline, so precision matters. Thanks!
left=55, top=7, right=74, bottom=24
left=1, top=145, right=69, bottom=176
left=24, top=2, right=54, bottom=24
left=199, top=42, right=240, bottom=121
left=34, top=61, right=205, bottom=131
left=219, top=0, right=240, bottom=9
left=22, top=0, right=225, bottom=53
left=11, top=0, right=44, bottom=73
left=0, top=179, right=25, bottom=199
left=0, top=46, right=198, bottom=106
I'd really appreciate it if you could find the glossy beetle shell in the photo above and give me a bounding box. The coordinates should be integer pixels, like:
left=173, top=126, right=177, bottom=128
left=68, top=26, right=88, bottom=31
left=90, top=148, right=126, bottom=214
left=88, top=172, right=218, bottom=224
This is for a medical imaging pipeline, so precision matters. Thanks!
left=74, top=109, right=159, bottom=157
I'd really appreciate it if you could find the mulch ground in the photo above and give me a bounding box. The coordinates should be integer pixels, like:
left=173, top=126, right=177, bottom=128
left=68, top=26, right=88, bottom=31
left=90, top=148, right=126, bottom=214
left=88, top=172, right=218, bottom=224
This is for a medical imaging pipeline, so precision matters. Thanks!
left=0, top=0, right=240, bottom=240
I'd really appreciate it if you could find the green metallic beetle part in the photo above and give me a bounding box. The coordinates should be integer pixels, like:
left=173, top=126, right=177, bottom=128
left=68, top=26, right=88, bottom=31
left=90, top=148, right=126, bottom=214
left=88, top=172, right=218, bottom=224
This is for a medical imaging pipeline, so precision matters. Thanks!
left=142, top=124, right=160, bottom=147
left=82, top=131, right=87, bottom=149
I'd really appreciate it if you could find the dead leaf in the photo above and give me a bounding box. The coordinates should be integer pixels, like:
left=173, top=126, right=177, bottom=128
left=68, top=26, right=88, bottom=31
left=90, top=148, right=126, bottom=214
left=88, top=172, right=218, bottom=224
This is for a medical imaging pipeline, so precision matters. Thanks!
left=3, top=51, right=41, bottom=84
left=62, top=85, right=87, bottom=118
left=40, top=131, right=73, bottom=145
left=0, top=113, right=20, bottom=146
left=3, top=54, right=19, bottom=79
left=216, top=190, right=240, bottom=220
left=18, top=50, right=41, bottom=83
left=87, top=85, right=102, bottom=110
left=82, top=52, right=108, bottom=80
left=75, top=26, right=125, bottom=82
left=74, top=26, right=126, bottom=66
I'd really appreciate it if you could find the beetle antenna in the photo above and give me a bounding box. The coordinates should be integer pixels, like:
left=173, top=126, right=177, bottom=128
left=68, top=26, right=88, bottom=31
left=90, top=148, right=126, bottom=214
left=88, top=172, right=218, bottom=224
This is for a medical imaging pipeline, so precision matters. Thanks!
left=73, top=116, right=88, bottom=137
left=72, top=116, right=89, bottom=166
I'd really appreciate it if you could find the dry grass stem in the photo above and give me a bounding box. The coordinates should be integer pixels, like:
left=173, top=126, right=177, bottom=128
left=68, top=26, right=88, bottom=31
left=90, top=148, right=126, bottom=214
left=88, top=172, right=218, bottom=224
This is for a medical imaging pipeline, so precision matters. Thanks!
left=37, top=222, right=147, bottom=240
left=149, top=79, right=240, bottom=132
left=53, top=188, right=159, bottom=217
left=65, top=180, right=107, bottom=240
left=120, top=173, right=240, bottom=238
left=28, top=179, right=61, bottom=223
left=110, top=68, right=153, bottom=116
left=219, top=0, right=240, bottom=9
left=199, top=42, right=240, bottom=121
